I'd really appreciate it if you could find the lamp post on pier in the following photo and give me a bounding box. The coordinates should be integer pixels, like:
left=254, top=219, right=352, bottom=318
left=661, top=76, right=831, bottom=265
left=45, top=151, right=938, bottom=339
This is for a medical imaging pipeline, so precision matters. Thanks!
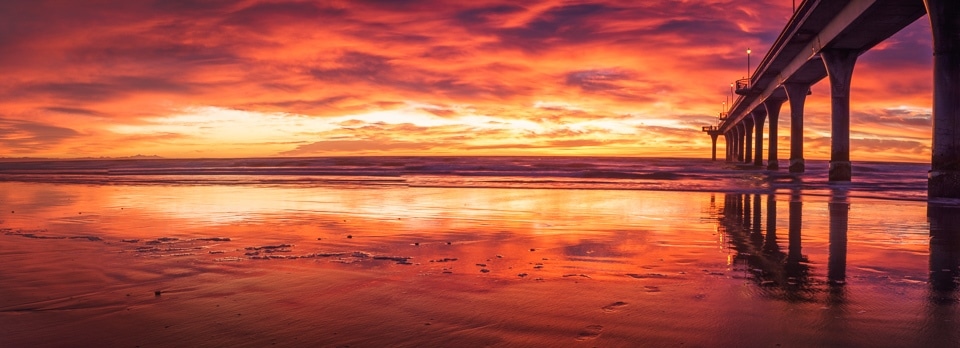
left=729, top=82, right=734, bottom=108
left=735, top=49, right=754, bottom=96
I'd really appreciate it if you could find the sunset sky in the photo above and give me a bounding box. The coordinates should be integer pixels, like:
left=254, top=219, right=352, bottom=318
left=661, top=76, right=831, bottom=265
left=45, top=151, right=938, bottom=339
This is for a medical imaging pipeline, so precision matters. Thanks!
left=0, top=0, right=935, bottom=161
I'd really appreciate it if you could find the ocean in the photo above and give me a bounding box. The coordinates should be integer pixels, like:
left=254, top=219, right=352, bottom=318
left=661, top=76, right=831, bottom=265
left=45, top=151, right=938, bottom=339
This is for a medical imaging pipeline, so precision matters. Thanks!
left=0, top=156, right=932, bottom=199
left=0, top=156, right=956, bottom=347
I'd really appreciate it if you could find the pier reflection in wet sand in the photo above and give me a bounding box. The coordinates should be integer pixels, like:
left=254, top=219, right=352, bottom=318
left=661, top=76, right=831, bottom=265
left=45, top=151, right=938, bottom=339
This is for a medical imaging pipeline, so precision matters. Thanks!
left=718, top=187, right=960, bottom=345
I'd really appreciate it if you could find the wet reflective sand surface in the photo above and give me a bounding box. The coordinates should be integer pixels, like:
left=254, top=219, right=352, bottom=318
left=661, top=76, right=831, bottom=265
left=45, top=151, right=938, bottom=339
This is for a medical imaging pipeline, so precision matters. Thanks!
left=1, top=182, right=957, bottom=347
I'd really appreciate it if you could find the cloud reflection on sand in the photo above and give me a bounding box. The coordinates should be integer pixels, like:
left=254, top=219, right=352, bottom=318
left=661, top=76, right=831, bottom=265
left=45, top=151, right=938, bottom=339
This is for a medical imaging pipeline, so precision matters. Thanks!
left=1, top=180, right=957, bottom=346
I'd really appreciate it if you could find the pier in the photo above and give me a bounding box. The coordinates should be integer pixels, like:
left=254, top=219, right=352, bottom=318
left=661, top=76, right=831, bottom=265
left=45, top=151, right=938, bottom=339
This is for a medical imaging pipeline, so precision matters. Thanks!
left=702, top=0, right=959, bottom=198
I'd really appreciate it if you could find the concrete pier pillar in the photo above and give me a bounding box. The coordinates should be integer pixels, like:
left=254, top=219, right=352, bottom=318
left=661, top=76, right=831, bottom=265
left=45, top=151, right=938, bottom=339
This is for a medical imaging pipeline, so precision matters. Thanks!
left=727, top=131, right=734, bottom=162
left=730, top=126, right=737, bottom=162
left=738, top=123, right=746, bottom=162
left=764, top=98, right=786, bottom=170
left=724, top=133, right=731, bottom=161
left=783, top=83, right=809, bottom=173
left=733, top=127, right=742, bottom=162
left=730, top=126, right=740, bottom=162
left=821, top=49, right=859, bottom=182
left=753, top=108, right=768, bottom=167
left=744, top=117, right=754, bottom=164
left=730, top=130, right=737, bottom=162
left=733, top=123, right=743, bottom=162
left=924, top=0, right=960, bottom=198
left=710, top=133, right=719, bottom=161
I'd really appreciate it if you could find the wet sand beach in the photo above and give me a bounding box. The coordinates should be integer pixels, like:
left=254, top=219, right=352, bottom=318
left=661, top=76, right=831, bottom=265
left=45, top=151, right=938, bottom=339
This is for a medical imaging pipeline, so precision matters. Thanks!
left=1, top=180, right=957, bottom=347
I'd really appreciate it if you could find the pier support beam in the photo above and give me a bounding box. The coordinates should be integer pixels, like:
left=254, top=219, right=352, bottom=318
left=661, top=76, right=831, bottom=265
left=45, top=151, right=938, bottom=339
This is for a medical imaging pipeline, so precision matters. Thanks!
left=730, top=130, right=737, bottom=162
left=925, top=0, right=960, bottom=198
left=783, top=83, right=809, bottom=173
left=821, top=49, right=859, bottom=182
left=727, top=133, right=733, bottom=161
left=744, top=117, right=754, bottom=164
left=732, top=128, right=741, bottom=162
left=733, top=123, right=743, bottom=162
left=765, top=98, right=786, bottom=170
left=710, top=133, right=719, bottom=161
left=724, top=133, right=731, bottom=161
left=727, top=131, right=734, bottom=162
left=737, top=123, right=746, bottom=162
left=753, top=108, right=768, bottom=167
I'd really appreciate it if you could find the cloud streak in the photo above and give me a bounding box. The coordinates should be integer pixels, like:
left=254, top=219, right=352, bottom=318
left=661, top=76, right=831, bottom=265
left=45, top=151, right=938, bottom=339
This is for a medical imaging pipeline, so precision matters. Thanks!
left=0, top=0, right=936, bottom=160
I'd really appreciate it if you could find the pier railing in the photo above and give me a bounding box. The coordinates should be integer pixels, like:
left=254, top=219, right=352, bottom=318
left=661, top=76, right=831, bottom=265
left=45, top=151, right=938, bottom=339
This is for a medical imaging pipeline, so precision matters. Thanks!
left=734, top=78, right=752, bottom=95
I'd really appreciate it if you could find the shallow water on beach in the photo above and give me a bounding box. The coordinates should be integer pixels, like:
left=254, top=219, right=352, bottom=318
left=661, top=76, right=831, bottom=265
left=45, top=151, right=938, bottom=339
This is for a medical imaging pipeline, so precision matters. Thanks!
left=1, top=175, right=958, bottom=347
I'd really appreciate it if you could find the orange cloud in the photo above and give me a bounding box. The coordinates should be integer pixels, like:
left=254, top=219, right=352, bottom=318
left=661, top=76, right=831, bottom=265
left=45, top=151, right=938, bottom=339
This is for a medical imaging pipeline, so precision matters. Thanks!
left=0, top=0, right=935, bottom=161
